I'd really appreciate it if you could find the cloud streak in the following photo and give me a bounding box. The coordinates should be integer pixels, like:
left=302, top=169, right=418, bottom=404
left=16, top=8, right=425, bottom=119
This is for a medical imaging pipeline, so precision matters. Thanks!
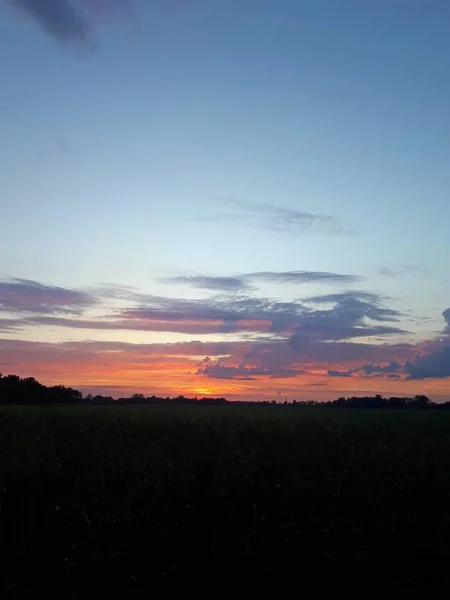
left=247, top=271, right=362, bottom=285
left=378, top=266, right=428, bottom=278
left=160, top=275, right=252, bottom=292
left=160, top=270, right=362, bottom=292
left=0, top=278, right=96, bottom=315
left=199, top=199, right=354, bottom=236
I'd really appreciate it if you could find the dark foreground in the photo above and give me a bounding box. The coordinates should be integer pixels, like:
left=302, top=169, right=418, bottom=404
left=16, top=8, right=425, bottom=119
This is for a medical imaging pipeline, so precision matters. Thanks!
left=1, top=406, right=450, bottom=596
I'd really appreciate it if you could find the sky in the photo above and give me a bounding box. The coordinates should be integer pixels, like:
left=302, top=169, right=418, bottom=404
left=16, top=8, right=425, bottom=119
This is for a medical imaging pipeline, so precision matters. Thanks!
left=1, top=0, right=450, bottom=401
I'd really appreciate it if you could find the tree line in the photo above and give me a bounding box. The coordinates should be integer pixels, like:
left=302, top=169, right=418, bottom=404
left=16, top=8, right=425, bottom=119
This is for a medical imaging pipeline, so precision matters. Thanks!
left=1, top=373, right=449, bottom=409
left=0, top=373, right=82, bottom=404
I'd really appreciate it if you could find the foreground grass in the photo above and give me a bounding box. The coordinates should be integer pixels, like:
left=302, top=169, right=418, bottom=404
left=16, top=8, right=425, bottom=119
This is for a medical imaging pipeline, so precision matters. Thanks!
left=1, top=406, right=450, bottom=596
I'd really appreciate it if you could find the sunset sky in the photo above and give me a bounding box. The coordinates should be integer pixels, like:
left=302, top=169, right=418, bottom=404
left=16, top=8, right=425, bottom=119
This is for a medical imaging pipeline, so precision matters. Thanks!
left=1, top=0, right=450, bottom=401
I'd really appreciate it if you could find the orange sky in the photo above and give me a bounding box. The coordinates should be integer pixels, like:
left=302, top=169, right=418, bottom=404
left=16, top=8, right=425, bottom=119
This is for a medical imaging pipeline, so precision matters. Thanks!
left=1, top=331, right=449, bottom=402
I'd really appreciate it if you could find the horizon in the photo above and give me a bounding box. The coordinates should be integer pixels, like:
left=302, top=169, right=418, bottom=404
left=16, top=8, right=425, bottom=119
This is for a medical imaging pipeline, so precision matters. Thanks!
left=2, top=0, right=450, bottom=402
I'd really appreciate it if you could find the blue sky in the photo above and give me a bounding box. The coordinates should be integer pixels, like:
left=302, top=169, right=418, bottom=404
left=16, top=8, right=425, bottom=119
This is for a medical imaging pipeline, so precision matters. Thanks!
left=1, top=0, right=450, bottom=400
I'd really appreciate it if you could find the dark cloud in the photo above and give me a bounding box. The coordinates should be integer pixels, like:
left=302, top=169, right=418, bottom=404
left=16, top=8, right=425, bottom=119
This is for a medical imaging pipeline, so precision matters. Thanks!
left=12, top=287, right=406, bottom=345
left=153, top=290, right=403, bottom=341
left=200, top=199, right=354, bottom=236
left=327, top=369, right=353, bottom=378
left=304, top=291, right=400, bottom=322
left=404, top=346, right=450, bottom=380
left=8, top=0, right=135, bottom=44
left=289, top=291, right=406, bottom=352
left=401, top=308, right=450, bottom=380
left=121, top=294, right=302, bottom=334
left=359, top=361, right=401, bottom=375
left=8, top=0, right=91, bottom=42
left=0, top=278, right=96, bottom=315
left=196, top=358, right=306, bottom=380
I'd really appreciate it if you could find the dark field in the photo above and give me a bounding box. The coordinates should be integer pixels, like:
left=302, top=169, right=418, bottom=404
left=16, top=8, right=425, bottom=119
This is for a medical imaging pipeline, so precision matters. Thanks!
left=2, top=406, right=450, bottom=596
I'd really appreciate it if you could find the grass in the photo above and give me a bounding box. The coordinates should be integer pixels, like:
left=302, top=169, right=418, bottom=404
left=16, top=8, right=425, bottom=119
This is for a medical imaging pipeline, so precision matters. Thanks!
left=1, top=406, right=450, bottom=596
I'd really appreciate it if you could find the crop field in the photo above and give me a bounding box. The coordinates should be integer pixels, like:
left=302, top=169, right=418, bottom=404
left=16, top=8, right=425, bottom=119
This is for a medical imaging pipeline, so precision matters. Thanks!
left=1, top=406, right=450, bottom=596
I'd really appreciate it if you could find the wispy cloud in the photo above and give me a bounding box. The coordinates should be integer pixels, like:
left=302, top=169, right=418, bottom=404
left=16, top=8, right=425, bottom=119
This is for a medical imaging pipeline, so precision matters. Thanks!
left=199, top=199, right=354, bottom=236
left=0, top=278, right=96, bottom=314
left=378, top=266, right=428, bottom=278
left=160, top=270, right=362, bottom=292
left=160, top=275, right=252, bottom=293
left=246, top=271, right=362, bottom=285
left=0, top=318, right=23, bottom=332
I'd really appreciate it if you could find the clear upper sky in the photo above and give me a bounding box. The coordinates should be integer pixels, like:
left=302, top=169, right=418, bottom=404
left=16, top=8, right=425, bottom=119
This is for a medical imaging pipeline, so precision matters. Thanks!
left=1, top=0, right=450, bottom=400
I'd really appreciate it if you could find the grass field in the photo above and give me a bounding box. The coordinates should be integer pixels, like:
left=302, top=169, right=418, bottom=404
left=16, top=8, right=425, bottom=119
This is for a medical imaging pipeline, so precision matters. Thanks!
left=1, top=406, right=450, bottom=596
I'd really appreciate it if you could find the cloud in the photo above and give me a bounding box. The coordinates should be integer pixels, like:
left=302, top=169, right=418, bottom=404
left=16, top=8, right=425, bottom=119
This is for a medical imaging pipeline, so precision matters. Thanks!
left=200, top=199, right=354, bottom=236
left=160, top=270, right=362, bottom=292
left=0, top=319, right=23, bottom=332
left=326, top=361, right=403, bottom=380
left=401, top=308, right=450, bottom=380
left=247, top=271, right=362, bottom=285
left=443, top=308, right=450, bottom=330
left=378, top=266, right=428, bottom=278
left=0, top=276, right=430, bottom=391
left=8, top=0, right=91, bottom=42
left=7, top=0, right=135, bottom=44
left=359, top=361, right=401, bottom=375
left=286, top=339, right=413, bottom=364
left=125, top=290, right=405, bottom=340
left=196, top=357, right=306, bottom=380
left=289, top=291, right=406, bottom=349
left=120, top=294, right=302, bottom=334
left=327, top=369, right=353, bottom=378
left=404, top=346, right=450, bottom=380
left=160, top=275, right=252, bottom=292
left=0, top=278, right=96, bottom=315
left=9, top=286, right=406, bottom=344
left=28, top=314, right=264, bottom=335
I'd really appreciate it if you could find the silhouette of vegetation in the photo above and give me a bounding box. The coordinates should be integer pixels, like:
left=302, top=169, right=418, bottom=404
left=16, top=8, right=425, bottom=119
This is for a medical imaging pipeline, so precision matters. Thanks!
left=0, top=373, right=82, bottom=405
left=2, top=372, right=450, bottom=409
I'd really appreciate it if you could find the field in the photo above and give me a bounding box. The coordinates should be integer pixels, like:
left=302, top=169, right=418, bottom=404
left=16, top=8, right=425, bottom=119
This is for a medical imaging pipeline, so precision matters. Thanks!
left=2, top=406, right=450, bottom=596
